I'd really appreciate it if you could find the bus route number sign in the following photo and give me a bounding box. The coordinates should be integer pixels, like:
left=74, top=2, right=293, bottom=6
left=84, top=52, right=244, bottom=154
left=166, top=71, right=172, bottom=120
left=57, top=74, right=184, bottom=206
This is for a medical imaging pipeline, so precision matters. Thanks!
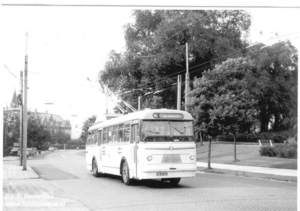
left=157, top=172, right=168, bottom=176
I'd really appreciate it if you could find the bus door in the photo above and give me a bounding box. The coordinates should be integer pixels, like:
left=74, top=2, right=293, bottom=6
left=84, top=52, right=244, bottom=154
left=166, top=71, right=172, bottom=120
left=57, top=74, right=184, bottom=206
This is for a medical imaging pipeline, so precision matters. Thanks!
left=131, top=122, right=139, bottom=178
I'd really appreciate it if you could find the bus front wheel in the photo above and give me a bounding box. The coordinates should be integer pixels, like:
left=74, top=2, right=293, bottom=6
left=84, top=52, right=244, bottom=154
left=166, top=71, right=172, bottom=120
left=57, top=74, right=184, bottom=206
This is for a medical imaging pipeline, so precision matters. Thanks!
left=92, top=159, right=99, bottom=177
left=121, top=161, right=131, bottom=186
left=169, top=178, right=181, bottom=185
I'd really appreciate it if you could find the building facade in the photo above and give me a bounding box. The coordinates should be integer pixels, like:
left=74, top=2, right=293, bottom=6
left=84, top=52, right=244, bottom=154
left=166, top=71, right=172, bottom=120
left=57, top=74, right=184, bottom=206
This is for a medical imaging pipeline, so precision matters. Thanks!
left=34, top=110, right=72, bottom=136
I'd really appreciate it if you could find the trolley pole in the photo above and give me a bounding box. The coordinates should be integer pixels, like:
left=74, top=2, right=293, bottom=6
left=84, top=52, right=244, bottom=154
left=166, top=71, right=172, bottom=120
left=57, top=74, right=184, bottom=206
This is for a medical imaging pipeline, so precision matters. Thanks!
left=185, top=43, right=190, bottom=112
left=23, top=32, right=28, bottom=170
left=19, top=71, right=23, bottom=166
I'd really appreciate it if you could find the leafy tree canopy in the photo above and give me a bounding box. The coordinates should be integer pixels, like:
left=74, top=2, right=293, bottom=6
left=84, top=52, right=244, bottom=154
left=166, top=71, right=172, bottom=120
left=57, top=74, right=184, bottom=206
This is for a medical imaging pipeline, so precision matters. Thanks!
left=80, top=115, right=96, bottom=143
left=99, top=10, right=251, bottom=110
left=246, top=41, right=298, bottom=131
left=27, top=112, right=52, bottom=148
left=190, top=57, right=258, bottom=137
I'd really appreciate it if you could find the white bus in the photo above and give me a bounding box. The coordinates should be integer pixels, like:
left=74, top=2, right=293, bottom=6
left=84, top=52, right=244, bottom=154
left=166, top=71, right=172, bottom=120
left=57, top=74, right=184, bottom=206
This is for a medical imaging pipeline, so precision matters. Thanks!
left=86, top=109, right=196, bottom=186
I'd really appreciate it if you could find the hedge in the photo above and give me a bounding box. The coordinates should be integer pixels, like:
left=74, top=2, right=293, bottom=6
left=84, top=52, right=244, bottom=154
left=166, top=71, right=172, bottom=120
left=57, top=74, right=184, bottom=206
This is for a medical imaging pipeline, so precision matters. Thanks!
left=259, top=143, right=297, bottom=159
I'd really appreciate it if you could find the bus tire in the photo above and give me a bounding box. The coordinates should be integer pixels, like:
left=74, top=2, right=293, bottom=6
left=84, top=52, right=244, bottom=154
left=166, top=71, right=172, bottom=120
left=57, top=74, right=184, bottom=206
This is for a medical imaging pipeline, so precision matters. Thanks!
left=169, top=178, right=181, bottom=185
left=92, top=159, right=99, bottom=177
left=121, top=161, right=131, bottom=186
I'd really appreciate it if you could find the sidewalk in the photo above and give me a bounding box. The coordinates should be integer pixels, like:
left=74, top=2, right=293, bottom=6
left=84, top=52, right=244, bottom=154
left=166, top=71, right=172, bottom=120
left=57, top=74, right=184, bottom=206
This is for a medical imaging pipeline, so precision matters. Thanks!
left=3, top=164, right=90, bottom=211
left=196, top=162, right=297, bottom=177
left=196, top=161, right=298, bottom=183
left=3, top=165, right=39, bottom=180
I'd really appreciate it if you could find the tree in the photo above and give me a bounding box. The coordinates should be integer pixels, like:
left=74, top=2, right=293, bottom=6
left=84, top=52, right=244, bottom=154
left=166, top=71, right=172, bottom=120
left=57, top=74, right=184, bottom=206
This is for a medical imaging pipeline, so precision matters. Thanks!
left=246, top=41, right=298, bottom=132
left=3, top=110, right=21, bottom=155
left=190, top=57, right=258, bottom=166
left=99, top=10, right=252, bottom=109
left=80, top=115, right=96, bottom=143
left=52, top=131, right=70, bottom=146
left=27, top=112, right=52, bottom=148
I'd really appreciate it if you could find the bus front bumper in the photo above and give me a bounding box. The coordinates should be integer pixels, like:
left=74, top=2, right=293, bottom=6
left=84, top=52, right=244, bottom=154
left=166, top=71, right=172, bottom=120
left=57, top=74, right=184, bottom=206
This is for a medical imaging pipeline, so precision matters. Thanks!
left=138, top=164, right=197, bottom=179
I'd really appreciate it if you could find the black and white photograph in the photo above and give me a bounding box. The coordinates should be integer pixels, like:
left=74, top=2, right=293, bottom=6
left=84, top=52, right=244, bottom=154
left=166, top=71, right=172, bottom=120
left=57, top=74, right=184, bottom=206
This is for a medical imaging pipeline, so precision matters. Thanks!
left=1, top=1, right=298, bottom=210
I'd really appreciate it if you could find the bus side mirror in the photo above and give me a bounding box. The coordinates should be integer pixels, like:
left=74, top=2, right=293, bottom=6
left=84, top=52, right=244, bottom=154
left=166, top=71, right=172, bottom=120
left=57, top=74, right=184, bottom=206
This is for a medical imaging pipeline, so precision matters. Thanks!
left=136, top=136, right=140, bottom=143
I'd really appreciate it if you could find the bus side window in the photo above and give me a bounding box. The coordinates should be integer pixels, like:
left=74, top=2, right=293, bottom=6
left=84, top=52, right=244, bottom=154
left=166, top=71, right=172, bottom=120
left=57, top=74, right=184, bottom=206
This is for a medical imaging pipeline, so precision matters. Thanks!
left=94, top=130, right=98, bottom=145
left=131, top=124, right=139, bottom=143
left=103, top=127, right=107, bottom=144
left=124, top=123, right=130, bottom=142
left=91, top=131, right=94, bottom=146
left=112, top=125, right=118, bottom=143
left=118, top=124, right=124, bottom=142
left=108, top=126, right=113, bottom=143
left=87, top=132, right=91, bottom=145
left=98, top=130, right=102, bottom=146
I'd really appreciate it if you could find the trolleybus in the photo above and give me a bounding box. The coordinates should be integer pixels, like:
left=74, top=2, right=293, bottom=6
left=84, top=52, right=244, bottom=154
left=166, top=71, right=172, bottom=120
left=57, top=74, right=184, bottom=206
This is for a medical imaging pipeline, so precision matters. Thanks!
left=86, top=109, right=196, bottom=186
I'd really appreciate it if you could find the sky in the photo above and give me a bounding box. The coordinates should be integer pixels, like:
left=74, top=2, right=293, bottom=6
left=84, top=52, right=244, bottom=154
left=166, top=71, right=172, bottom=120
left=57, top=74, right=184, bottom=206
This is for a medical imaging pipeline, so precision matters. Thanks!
left=0, top=1, right=299, bottom=139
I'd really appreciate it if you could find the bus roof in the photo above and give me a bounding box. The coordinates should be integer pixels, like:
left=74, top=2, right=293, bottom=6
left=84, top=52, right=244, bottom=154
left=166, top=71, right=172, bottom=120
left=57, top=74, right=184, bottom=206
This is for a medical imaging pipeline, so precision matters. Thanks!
left=88, top=109, right=193, bottom=131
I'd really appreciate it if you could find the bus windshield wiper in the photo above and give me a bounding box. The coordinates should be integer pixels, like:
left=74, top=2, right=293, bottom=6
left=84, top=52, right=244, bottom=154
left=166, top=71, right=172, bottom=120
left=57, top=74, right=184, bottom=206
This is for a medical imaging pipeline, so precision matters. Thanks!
left=145, top=130, right=160, bottom=134
left=171, top=126, right=184, bottom=134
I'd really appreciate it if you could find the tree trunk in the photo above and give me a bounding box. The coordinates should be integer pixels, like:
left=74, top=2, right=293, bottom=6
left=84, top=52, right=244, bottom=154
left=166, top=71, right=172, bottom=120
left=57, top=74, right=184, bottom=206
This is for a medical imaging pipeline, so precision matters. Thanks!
left=200, top=132, right=203, bottom=146
left=233, top=132, right=238, bottom=161
left=273, top=112, right=280, bottom=131
left=207, top=137, right=212, bottom=169
left=260, top=107, right=269, bottom=132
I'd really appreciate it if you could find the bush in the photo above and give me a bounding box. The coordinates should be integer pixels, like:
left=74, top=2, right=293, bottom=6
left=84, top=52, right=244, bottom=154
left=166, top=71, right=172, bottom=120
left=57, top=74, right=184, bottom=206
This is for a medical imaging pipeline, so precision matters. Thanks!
left=260, top=143, right=297, bottom=158
left=285, top=147, right=297, bottom=158
left=259, top=146, right=277, bottom=157
left=274, top=144, right=297, bottom=158
left=273, top=135, right=284, bottom=143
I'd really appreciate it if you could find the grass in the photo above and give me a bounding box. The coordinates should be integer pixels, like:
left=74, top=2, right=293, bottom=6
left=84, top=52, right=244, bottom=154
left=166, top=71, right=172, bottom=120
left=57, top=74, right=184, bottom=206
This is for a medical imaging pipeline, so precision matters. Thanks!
left=196, top=141, right=297, bottom=170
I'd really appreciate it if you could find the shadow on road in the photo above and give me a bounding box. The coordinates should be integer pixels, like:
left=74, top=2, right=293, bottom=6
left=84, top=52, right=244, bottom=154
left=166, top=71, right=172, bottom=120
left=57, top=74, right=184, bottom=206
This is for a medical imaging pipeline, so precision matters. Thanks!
left=95, top=173, right=190, bottom=189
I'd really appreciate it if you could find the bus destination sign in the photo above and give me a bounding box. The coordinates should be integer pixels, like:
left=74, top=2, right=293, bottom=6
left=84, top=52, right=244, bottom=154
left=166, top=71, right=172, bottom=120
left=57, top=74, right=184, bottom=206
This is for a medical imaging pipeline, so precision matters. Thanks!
left=153, top=113, right=184, bottom=119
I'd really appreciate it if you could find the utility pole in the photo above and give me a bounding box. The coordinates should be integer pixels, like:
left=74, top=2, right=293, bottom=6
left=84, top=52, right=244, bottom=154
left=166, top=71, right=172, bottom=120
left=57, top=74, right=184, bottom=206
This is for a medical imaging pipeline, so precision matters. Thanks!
left=3, top=117, right=7, bottom=156
left=185, top=43, right=190, bottom=112
left=19, top=71, right=23, bottom=166
left=23, top=32, right=28, bottom=170
left=177, top=75, right=182, bottom=110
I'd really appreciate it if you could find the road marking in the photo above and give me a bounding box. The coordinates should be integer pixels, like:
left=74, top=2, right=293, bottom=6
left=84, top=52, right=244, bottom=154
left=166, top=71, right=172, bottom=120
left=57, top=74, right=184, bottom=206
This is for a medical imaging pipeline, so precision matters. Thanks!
left=196, top=171, right=205, bottom=174
left=61, top=154, right=66, bottom=158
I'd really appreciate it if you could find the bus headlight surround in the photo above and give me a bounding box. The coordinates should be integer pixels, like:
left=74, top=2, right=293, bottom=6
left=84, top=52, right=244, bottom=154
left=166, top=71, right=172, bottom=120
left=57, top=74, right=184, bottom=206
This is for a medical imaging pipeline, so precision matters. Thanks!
left=147, top=155, right=153, bottom=161
left=190, top=155, right=195, bottom=160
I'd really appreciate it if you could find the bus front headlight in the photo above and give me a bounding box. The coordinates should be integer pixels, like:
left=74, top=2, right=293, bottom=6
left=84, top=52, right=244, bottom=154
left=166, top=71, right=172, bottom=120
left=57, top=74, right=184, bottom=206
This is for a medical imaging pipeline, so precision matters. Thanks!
left=147, top=155, right=152, bottom=161
left=190, top=155, right=195, bottom=160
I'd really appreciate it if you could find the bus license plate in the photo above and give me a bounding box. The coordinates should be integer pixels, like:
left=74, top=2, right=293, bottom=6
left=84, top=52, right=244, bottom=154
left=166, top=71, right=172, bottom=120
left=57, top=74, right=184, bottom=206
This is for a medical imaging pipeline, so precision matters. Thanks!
left=157, top=172, right=168, bottom=176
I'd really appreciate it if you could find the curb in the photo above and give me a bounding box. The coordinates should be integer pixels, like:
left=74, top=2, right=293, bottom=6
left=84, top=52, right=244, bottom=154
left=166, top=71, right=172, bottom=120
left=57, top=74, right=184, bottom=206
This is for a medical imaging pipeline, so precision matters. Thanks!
left=197, top=166, right=297, bottom=183
left=196, top=162, right=297, bottom=177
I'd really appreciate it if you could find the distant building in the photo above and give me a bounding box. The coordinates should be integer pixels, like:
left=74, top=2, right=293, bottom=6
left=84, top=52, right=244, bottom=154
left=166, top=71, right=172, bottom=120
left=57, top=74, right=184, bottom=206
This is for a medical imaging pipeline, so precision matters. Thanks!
left=34, top=110, right=72, bottom=136
left=10, top=90, right=18, bottom=108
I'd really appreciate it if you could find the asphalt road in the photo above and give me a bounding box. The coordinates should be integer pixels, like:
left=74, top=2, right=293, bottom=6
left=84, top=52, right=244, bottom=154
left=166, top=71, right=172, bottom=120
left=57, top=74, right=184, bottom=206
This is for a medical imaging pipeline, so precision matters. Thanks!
left=8, top=150, right=297, bottom=211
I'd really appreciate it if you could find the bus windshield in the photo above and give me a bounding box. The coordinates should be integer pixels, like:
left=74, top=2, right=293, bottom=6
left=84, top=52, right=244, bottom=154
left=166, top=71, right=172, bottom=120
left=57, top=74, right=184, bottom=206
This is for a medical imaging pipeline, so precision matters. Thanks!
left=142, top=120, right=194, bottom=142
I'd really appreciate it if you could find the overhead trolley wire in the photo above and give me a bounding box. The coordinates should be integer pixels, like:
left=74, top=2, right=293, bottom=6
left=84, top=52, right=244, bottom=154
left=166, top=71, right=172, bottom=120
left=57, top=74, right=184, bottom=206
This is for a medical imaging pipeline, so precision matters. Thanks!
left=3, top=64, right=18, bottom=79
